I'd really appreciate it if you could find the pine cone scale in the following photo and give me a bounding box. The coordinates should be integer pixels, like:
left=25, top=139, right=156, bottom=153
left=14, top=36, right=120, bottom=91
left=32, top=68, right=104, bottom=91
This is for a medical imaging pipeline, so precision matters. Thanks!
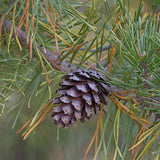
left=66, top=87, right=82, bottom=97
left=82, top=94, right=92, bottom=105
left=93, top=94, right=100, bottom=105
left=62, top=104, right=73, bottom=114
left=76, top=83, right=88, bottom=93
left=74, top=111, right=81, bottom=120
left=61, top=115, right=71, bottom=124
left=60, top=96, right=71, bottom=103
left=71, top=99, right=82, bottom=111
left=53, top=114, right=61, bottom=121
left=87, top=80, right=98, bottom=92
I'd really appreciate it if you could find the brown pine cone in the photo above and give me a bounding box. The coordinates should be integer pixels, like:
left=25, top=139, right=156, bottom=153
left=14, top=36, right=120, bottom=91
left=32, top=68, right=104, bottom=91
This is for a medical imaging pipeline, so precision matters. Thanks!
left=51, top=70, right=110, bottom=128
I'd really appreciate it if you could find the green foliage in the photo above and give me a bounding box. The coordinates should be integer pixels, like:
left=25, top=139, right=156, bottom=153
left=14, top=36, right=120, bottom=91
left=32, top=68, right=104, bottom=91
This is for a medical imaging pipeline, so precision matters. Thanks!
left=0, top=0, right=160, bottom=160
left=0, top=0, right=99, bottom=116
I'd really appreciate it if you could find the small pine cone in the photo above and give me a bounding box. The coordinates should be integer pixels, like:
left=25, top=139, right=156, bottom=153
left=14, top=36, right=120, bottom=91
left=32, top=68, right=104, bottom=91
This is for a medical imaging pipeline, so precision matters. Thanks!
left=51, top=70, right=110, bottom=128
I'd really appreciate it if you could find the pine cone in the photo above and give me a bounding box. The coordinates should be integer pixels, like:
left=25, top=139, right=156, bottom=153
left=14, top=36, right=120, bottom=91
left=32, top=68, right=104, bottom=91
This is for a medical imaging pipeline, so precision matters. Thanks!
left=51, top=70, right=110, bottom=128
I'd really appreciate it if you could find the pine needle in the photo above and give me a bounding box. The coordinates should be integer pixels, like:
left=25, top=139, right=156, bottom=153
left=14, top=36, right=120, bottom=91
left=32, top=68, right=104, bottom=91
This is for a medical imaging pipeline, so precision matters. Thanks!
left=83, top=116, right=100, bottom=160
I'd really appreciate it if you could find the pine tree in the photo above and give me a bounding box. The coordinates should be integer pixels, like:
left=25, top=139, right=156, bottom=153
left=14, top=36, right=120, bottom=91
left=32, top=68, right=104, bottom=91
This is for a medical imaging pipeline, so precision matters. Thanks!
left=0, top=0, right=160, bottom=159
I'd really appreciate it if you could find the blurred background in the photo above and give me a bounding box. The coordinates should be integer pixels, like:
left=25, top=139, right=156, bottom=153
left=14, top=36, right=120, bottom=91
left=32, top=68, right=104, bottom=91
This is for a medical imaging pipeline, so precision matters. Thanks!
left=0, top=0, right=155, bottom=160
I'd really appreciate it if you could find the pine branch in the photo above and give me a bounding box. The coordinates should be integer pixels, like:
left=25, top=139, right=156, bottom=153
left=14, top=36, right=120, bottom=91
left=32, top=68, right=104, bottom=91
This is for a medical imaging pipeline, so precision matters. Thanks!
left=1, top=18, right=73, bottom=72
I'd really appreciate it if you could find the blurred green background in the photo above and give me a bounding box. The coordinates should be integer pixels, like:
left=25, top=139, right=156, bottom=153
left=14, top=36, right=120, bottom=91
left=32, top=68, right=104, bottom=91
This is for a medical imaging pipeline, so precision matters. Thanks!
left=0, top=113, right=100, bottom=160
left=0, top=0, right=154, bottom=160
